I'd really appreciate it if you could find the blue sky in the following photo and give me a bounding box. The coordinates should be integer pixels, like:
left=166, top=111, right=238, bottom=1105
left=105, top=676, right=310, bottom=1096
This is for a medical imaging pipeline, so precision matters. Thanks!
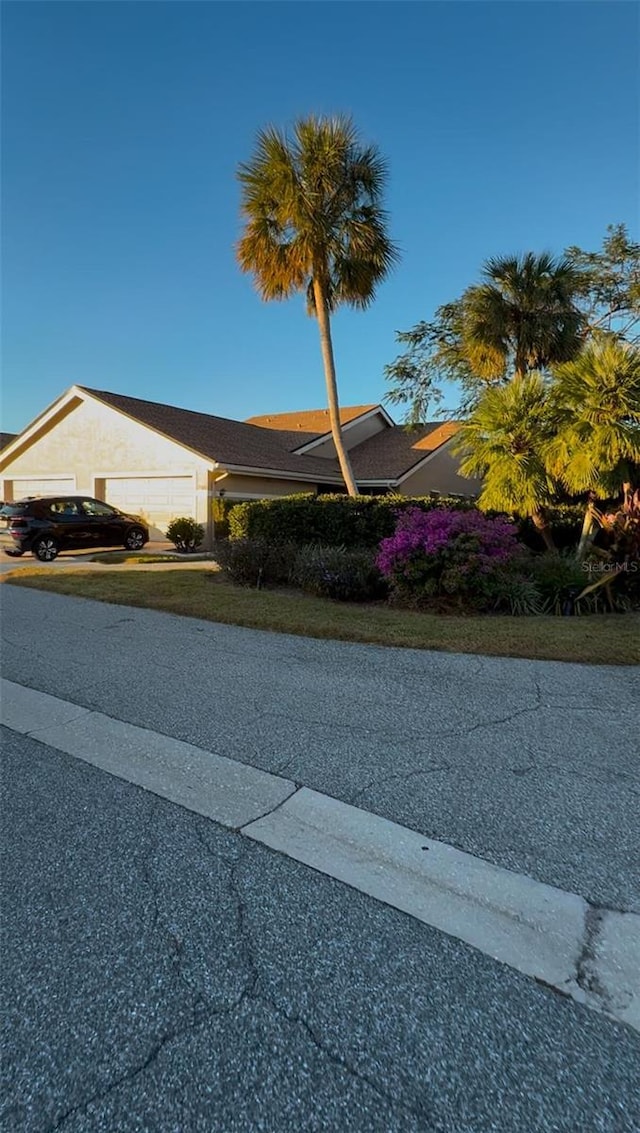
left=2, top=1, right=638, bottom=433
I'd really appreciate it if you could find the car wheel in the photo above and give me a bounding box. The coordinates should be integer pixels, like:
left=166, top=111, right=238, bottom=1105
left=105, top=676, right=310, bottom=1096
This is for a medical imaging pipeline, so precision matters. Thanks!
left=3, top=549, right=24, bottom=557
left=124, top=527, right=146, bottom=551
left=33, top=537, right=59, bottom=562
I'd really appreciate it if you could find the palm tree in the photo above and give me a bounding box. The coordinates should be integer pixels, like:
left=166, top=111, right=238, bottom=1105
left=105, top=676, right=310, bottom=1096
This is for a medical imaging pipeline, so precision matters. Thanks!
left=453, top=373, right=559, bottom=549
left=461, top=252, right=585, bottom=382
left=237, top=115, right=399, bottom=496
left=546, top=339, right=640, bottom=553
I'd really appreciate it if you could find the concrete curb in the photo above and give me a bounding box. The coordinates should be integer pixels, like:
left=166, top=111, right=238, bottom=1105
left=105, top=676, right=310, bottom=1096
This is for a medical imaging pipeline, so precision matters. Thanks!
left=2, top=677, right=638, bottom=1034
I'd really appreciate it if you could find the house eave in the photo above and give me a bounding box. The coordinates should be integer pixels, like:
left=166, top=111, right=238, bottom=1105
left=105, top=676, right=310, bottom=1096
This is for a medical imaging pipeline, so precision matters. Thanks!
left=213, top=461, right=340, bottom=483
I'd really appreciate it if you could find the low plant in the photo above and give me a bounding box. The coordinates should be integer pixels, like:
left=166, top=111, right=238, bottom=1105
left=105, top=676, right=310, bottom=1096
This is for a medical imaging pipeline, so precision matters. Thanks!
left=166, top=517, right=205, bottom=553
left=526, top=552, right=591, bottom=615
left=214, top=538, right=296, bottom=587
left=291, top=544, right=386, bottom=602
left=484, top=567, right=546, bottom=617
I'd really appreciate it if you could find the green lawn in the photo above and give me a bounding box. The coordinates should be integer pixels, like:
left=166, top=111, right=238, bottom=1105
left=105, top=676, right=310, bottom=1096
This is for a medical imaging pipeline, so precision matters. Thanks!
left=5, top=567, right=638, bottom=664
left=88, top=551, right=217, bottom=564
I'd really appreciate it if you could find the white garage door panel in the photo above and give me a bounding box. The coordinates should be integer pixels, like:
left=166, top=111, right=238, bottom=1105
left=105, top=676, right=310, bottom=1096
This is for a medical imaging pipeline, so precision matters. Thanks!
left=104, top=476, right=195, bottom=534
left=13, top=478, right=75, bottom=497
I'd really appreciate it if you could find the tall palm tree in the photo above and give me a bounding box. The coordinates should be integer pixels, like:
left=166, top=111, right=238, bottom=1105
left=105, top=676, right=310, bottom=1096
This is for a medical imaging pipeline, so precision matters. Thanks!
left=237, top=115, right=399, bottom=496
left=454, top=373, right=559, bottom=549
left=461, top=252, right=585, bottom=382
left=546, top=339, right=640, bottom=553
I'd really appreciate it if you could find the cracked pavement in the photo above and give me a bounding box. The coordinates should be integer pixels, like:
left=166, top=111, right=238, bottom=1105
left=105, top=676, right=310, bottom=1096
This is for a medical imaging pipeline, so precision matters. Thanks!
left=2, top=586, right=639, bottom=911
left=2, top=728, right=640, bottom=1133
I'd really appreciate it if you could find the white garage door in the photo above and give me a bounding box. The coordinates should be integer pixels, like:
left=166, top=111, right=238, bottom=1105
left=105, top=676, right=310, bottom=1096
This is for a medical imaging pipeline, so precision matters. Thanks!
left=13, top=477, right=75, bottom=498
left=104, top=476, right=195, bottom=535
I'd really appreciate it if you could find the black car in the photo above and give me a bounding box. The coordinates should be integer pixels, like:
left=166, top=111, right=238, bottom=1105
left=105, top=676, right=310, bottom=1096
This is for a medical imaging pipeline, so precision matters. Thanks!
left=0, top=496, right=149, bottom=561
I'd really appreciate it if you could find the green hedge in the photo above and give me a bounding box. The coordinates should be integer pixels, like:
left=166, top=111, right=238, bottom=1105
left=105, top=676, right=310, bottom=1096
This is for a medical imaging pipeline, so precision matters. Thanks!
left=226, top=493, right=585, bottom=550
left=227, top=493, right=473, bottom=548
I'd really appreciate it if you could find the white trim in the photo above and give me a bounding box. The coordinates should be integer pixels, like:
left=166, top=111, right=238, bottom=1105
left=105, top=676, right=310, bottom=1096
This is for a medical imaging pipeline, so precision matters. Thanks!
left=353, top=479, right=398, bottom=488
left=292, top=405, right=395, bottom=455
left=92, top=468, right=197, bottom=482
left=215, top=491, right=315, bottom=501
left=213, top=461, right=337, bottom=483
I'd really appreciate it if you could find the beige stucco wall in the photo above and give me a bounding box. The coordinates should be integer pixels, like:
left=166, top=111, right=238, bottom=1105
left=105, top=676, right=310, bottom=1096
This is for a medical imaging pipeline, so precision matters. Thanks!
left=400, top=447, right=482, bottom=498
left=216, top=473, right=319, bottom=498
left=305, top=413, right=386, bottom=459
left=1, top=396, right=211, bottom=497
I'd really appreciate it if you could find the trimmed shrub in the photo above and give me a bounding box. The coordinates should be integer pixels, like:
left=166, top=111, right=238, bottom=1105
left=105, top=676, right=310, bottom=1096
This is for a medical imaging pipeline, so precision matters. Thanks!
left=228, top=493, right=475, bottom=548
left=211, top=496, right=233, bottom=541
left=228, top=493, right=587, bottom=553
left=214, top=538, right=297, bottom=587
left=291, top=544, right=387, bottom=603
left=166, top=517, right=204, bottom=553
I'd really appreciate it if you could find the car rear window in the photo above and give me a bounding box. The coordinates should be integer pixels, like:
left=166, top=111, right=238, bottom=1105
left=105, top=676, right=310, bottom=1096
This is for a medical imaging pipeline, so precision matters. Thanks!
left=1, top=502, right=34, bottom=517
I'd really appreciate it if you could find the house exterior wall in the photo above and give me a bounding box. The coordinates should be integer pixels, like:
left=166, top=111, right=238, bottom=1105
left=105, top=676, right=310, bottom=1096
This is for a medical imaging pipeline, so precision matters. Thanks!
left=215, top=473, right=319, bottom=499
left=0, top=398, right=212, bottom=540
left=400, top=447, right=482, bottom=498
left=301, top=412, right=387, bottom=459
left=0, top=398, right=210, bottom=495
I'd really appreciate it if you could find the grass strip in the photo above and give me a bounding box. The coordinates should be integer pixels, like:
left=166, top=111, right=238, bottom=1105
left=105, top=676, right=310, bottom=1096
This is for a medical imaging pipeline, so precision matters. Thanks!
left=6, top=568, right=638, bottom=665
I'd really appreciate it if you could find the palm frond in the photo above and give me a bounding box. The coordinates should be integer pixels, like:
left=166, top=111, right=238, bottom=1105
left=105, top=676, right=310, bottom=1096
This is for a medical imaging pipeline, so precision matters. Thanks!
left=236, top=114, right=399, bottom=313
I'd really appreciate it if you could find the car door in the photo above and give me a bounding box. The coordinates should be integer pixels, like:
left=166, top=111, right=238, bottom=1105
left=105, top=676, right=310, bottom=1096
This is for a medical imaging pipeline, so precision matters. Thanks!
left=80, top=499, right=126, bottom=546
left=47, top=499, right=93, bottom=550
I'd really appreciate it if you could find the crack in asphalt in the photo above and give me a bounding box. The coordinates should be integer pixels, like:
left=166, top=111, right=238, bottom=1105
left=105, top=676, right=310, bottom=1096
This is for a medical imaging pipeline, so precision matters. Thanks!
left=224, top=849, right=428, bottom=1125
left=347, top=688, right=545, bottom=805
left=349, top=762, right=452, bottom=806
left=575, top=907, right=610, bottom=1006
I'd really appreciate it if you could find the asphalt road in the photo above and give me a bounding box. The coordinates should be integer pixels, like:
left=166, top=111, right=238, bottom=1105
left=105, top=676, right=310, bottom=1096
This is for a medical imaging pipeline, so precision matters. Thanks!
left=2, top=727, right=639, bottom=1133
left=2, top=586, right=639, bottom=912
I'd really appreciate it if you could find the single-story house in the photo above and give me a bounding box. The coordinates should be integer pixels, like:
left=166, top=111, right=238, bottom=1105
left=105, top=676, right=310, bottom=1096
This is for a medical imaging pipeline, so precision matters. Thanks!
left=0, top=385, right=480, bottom=541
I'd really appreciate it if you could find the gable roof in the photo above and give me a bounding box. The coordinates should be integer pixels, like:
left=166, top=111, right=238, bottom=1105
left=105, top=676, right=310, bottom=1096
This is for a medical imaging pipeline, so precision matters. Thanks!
left=81, top=387, right=342, bottom=479
left=245, top=405, right=376, bottom=434
left=2, top=384, right=462, bottom=489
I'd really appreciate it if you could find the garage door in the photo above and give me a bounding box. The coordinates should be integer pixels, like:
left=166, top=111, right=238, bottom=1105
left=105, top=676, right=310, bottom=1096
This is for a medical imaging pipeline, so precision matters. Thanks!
left=104, top=476, right=195, bottom=535
left=12, top=477, right=75, bottom=498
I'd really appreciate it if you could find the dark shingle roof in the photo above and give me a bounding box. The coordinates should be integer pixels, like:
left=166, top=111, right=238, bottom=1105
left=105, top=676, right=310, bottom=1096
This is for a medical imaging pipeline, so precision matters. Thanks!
left=0, top=432, right=17, bottom=451
left=349, top=423, right=459, bottom=480
left=79, top=388, right=458, bottom=485
left=82, top=388, right=342, bottom=479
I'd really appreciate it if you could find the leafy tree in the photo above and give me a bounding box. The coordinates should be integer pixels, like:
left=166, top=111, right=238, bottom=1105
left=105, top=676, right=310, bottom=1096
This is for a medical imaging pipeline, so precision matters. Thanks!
left=237, top=115, right=399, bottom=496
left=453, top=373, right=559, bottom=549
left=566, top=224, right=640, bottom=343
left=385, top=253, right=583, bottom=421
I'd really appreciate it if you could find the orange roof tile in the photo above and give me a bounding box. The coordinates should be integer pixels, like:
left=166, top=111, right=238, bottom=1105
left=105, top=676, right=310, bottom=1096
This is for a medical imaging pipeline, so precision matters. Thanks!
left=245, top=405, right=377, bottom=433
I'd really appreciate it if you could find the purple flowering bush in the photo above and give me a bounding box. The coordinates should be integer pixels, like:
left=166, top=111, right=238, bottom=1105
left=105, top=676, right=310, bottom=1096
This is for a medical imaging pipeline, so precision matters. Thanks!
left=377, top=508, right=525, bottom=611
